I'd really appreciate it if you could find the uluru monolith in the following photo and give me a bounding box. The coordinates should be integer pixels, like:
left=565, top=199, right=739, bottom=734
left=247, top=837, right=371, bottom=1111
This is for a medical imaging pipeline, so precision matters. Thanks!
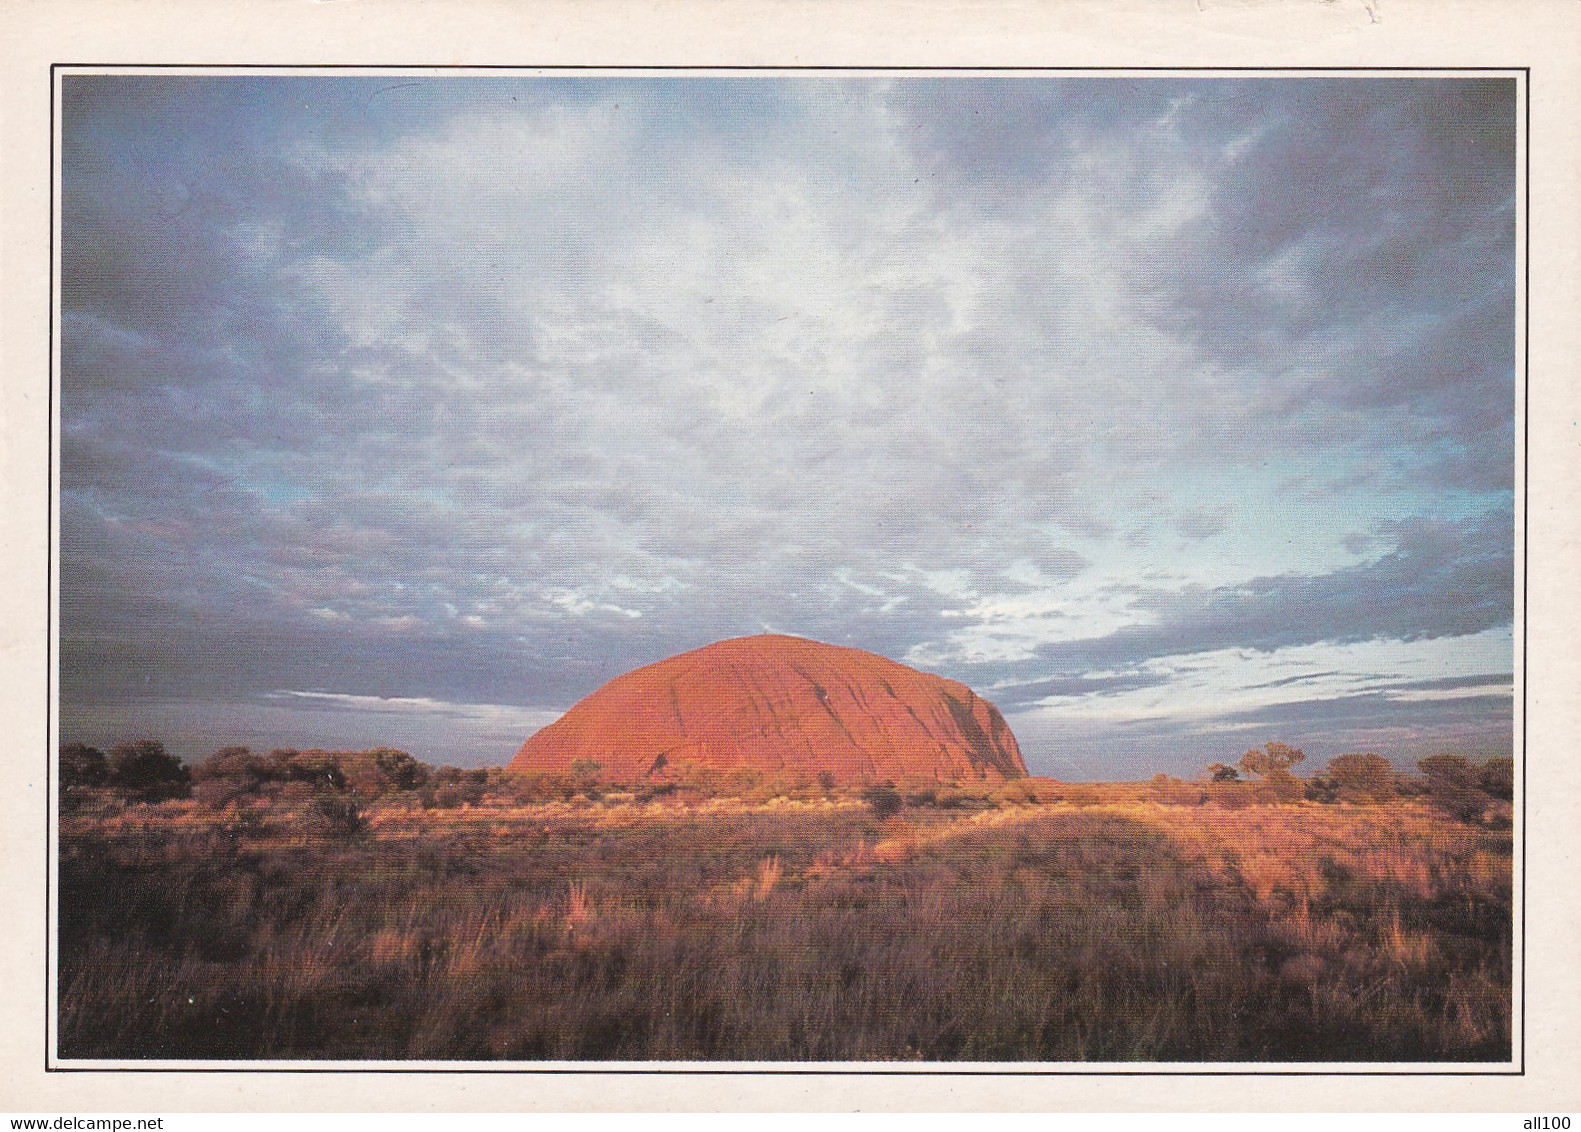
left=509, top=634, right=1027, bottom=784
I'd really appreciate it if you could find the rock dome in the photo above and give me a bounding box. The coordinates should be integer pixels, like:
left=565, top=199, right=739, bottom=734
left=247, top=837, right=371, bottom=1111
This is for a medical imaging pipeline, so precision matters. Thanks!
left=508, top=634, right=1026, bottom=784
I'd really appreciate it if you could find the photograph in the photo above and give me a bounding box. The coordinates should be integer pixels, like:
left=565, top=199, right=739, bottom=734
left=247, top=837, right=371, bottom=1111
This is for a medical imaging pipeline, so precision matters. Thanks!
left=52, top=69, right=1519, bottom=1068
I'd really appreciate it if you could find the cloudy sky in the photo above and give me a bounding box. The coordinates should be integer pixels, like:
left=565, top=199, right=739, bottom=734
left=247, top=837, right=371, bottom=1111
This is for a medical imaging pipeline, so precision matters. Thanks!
left=57, top=73, right=1517, bottom=778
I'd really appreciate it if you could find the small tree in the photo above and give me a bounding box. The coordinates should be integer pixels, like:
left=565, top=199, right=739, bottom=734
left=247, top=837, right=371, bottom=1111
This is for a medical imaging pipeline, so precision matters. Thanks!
left=343, top=748, right=428, bottom=797
left=1239, top=741, right=1306, bottom=803
left=1478, top=756, right=1514, bottom=801
left=107, top=740, right=190, bottom=803
left=60, top=743, right=109, bottom=790
left=373, top=748, right=427, bottom=791
left=1418, top=753, right=1477, bottom=788
left=1206, top=762, right=1240, bottom=783
left=1418, top=754, right=1484, bottom=822
left=276, top=750, right=347, bottom=791
left=1239, top=741, right=1305, bottom=778
left=1327, top=752, right=1396, bottom=804
left=1303, top=773, right=1340, bottom=804
left=422, top=765, right=489, bottom=809
left=192, top=745, right=276, bottom=808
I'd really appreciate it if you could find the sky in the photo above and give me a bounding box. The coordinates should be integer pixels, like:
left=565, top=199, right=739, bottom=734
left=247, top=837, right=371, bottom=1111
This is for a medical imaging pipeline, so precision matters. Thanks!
left=57, top=73, right=1517, bottom=779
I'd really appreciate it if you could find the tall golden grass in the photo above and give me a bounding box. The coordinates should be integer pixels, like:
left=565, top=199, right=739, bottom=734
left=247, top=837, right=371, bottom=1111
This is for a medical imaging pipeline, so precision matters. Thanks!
left=57, top=786, right=1511, bottom=1062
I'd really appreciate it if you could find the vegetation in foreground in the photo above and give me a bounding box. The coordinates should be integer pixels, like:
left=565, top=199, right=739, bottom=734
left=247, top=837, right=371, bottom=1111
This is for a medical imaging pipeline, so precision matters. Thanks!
left=56, top=741, right=1513, bottom=1062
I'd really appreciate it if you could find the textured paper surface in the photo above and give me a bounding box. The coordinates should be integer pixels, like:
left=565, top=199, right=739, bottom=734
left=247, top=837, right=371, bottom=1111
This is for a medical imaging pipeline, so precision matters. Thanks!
left=3, top=0, right=1578, bottom=1112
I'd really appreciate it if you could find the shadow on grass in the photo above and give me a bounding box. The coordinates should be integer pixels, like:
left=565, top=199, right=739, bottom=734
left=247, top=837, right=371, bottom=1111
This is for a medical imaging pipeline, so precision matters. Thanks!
left=57, top=803, right=1510, bottom=1062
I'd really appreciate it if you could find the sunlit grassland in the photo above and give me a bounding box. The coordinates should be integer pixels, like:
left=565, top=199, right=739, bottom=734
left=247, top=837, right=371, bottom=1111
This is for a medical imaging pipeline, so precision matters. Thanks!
left=57, top=788, right=1511, bottom=1062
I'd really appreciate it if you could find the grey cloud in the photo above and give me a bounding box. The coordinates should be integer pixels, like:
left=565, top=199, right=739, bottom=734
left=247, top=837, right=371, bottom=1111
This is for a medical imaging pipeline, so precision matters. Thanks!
left=1174, top=507, right=1229, bottom=541
left=990, top=670, right=1171, bottom=708
left=894, top=80, right=1515, bottom=493
left=1383, top=673, right=1512, bottom=693
left=1026, top=509, right=1512, bottom=674
left=1010, top=686, right=1512, bottom=781
left=1201, top=690, right=1513, bottom=753
left=1243, top=670, right=1347, bottom=692
left=58, top=75, right=1516, bottom=767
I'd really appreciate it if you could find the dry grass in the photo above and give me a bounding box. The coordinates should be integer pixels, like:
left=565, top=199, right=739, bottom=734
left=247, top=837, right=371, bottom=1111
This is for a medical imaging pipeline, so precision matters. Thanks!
left=57, top=789, right=1511, bottom=1062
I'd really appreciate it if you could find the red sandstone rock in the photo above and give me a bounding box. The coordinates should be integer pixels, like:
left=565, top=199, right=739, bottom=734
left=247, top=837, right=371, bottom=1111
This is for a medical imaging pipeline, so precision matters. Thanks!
left=508, top=634, right=1026, bottom=784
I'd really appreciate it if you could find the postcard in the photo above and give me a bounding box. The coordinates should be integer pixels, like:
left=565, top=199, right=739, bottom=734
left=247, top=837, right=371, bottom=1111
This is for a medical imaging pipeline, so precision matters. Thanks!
left=4, top=0, right=1579, bottom=1115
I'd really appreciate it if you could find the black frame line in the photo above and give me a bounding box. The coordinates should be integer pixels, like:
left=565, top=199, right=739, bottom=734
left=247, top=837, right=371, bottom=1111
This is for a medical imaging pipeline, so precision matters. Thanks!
left=1518, top=65, right=1530, bottom=1079
left=46, top=56, right=57, bottom=1085
left=44, top=62, right=1531, bottom=1080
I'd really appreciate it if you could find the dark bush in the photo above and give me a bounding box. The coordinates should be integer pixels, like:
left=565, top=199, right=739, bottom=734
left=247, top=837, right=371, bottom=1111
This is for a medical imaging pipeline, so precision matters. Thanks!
left=194, top=746, right=269, bottom=781
left=507, top=771, right=577, bottom=803
left=1418, top=754, right=1477, bottom=789
left=275, top=750, right=347, bottom=791
left=374, top=748, right=428, bottom=791
left=193, top=747, right=353, bottom=808
left=862, top=784, right=903, bottom=820
left=421, top=767, right=488, bottom=809
left=192, top=746, right=275, bottom=809
left=60, top=743, right=109, bottom=790
left=1303, top=774, right=1340, bottom=804
left=1393, top=773, right=1432, bottom=798
left=342, top=748, right=429, bottom=797
left=107, top=741, right=190, bottom=802
left=1418, top=754, right=1488, bottom=822
left=1479, top=756, right=1514, bottom=801
left=308, top=794, right=365, bottom=837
